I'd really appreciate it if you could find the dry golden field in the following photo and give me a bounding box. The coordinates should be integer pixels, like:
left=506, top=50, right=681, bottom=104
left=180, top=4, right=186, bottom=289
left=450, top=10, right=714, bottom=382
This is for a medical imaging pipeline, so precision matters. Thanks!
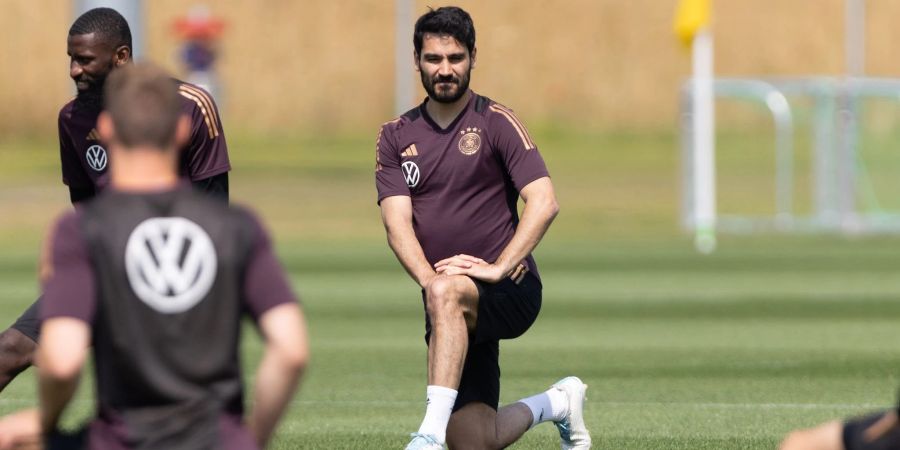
left=3, top=0, right=900, bottom=135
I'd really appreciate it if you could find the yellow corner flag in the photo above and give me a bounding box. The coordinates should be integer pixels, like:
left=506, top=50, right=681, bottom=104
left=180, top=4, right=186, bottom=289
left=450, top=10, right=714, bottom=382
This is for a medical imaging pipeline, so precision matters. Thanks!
left=674, top=0, right=711, bottom=47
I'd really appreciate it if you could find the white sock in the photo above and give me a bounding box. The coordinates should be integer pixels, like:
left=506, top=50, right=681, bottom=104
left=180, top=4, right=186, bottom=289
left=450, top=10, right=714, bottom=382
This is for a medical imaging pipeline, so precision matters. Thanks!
left=518, top=388, right=569, bottom=428
left=416, top=385, right=458, bottom=443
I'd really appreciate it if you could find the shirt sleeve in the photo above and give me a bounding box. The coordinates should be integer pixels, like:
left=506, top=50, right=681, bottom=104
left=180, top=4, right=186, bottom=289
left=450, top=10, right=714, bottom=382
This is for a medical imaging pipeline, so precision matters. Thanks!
left=242, top=212, right=298, bottom=320
left=179, top=85, right=231, bottom=181
left=486, top=104, right=550, bottom=191
left=40, top=211, right=96, bottom=324
left=58, top=110, right=91, bottom=189
left=374, top=122, right=410, bottom=204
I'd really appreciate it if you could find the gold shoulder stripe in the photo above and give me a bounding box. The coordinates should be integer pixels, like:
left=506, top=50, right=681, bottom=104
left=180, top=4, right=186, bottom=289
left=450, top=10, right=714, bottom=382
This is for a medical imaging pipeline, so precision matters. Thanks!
left=179, top=85, right=220, bottom=127
left=377, top=117, right=404, bottom=153
left=179, top=85, right=221, bottom=137
left=489, top=104, right=535, bottom=150
left=178, top=90, right=217, bottom=139
left=375, top=130, right=384, bottom=171
left=490, top=104, right=536, bottom=149
left=377, top=118, right=402, bottom=144
left=179, top=84, right=221, bottom=130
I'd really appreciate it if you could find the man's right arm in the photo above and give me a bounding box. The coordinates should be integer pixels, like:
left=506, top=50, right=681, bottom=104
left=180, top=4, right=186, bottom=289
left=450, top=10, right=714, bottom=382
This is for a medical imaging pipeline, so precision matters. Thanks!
left=380, top=195, right=436, bottom=288
left=374, top=121, right=436, bottom=288
left=58, top=110, right=93, bottom=205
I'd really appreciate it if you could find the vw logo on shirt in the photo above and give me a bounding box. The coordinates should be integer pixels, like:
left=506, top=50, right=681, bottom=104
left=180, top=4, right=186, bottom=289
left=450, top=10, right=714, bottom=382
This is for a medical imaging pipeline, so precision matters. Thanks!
left=86, top=145, right=108, bottom=172
left=125, top=217, right=217, bottom=314
left=401, top=161, right=420, bottom=188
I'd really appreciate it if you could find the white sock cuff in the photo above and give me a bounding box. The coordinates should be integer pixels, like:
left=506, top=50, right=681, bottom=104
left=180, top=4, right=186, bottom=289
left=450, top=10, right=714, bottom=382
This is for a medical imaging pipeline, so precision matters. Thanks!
left=417, top=385, right=458, bottom=443
left=426, top=385, right=459, bottom=399
left=518, top=388, right=569, bottom=429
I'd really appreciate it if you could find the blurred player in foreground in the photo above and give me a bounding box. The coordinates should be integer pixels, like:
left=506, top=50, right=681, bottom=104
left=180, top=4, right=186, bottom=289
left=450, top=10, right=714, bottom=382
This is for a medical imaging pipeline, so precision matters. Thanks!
left=780, top=403, right=900, bottom=450
left=376, top=6, right=590, bottom=450
left=0, top=63, right=307, bottom=450
left=0, top=7, right=232, bottom=393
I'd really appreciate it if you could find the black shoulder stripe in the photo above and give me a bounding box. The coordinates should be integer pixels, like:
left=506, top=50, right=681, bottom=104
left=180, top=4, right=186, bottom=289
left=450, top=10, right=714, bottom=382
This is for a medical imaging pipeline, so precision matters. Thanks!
left=402, top=107, right=421, bottom=122
left=475, top=95, right=492, bottom=113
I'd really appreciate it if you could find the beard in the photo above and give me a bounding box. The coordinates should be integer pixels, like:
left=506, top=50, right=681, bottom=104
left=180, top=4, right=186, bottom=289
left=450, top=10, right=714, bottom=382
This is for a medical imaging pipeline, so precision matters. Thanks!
left=74, top=76, right=106, bottom=109
left=73, top=63, right=112, bottom=109
left=421, top=69, right=471, bottom=104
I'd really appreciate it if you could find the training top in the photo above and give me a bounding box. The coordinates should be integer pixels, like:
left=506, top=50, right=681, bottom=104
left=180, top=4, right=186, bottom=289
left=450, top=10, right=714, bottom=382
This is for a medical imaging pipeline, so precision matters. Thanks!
left=375, top=91, right=549, bottom=278
left=40, top=186, right=297, bottom=450
left=58, top=80, right=231, bottom=195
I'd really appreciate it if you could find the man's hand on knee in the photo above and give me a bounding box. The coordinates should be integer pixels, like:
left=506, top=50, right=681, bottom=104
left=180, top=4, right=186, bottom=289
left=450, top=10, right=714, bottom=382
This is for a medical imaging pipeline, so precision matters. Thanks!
left=434, top=254, right=507, bottom=284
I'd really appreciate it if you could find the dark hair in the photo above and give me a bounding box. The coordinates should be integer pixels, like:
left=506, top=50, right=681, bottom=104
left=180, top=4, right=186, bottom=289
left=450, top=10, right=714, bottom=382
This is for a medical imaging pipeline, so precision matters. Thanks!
left=69, top=7, right=132, bottom=50
left=104, top=63, right=181, bottom=148
left=413, top=6, right=475, bottom=55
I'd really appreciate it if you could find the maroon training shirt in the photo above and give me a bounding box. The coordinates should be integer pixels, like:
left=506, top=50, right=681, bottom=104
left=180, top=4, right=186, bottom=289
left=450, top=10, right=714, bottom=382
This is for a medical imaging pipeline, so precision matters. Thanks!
left=375, top=91, right=549, bottom=277
left=58, top=80, right=231, bottom=192
left=40, top=187, right=296, bottom=450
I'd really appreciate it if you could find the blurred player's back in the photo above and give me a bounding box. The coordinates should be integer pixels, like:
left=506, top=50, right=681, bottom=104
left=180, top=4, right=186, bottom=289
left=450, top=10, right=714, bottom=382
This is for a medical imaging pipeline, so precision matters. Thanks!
left=60, top=189, right=266, bottom=448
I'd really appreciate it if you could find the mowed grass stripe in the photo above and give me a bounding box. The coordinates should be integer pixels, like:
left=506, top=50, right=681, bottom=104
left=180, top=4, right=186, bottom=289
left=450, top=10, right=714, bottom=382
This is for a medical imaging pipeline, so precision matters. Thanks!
left=1, top=131, right=899, bottom=448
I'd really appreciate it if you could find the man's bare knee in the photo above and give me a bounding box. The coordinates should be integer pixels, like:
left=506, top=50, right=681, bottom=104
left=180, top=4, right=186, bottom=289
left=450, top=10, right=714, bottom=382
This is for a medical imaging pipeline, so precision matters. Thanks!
left=425, top=277, right=465, bottom=318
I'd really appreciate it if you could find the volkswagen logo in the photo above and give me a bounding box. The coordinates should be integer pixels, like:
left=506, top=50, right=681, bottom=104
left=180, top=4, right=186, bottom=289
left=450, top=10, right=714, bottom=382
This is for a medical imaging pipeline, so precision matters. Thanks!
left=401, top=161, right=420, bottom=188
left=86, top=145, right=108, bottom=172
left=125, top=217, right=217, bottom=314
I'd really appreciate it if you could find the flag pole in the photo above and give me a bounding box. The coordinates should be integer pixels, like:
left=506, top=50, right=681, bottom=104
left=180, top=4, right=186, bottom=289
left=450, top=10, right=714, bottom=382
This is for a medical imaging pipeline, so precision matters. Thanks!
left=692, top=27, right=716, bottom=254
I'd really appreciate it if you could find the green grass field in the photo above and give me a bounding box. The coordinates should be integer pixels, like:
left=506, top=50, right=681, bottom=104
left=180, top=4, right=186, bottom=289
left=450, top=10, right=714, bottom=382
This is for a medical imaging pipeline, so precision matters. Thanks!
left=0, top=129, right=899, bottom=448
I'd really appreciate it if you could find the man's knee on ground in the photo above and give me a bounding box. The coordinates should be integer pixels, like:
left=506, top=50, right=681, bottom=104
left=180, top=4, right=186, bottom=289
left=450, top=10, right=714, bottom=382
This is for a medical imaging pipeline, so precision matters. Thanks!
left=0, top=329, right=36, bottom=369
left=447, top=403, right=502, bottom=450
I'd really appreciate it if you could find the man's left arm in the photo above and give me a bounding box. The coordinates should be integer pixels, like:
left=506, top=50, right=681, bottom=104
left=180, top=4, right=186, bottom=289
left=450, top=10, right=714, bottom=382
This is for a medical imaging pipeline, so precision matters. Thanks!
left=180, top=85, right=231, bottom=200
left=191, top=172, right=229, bottom=202
left=240, top=214, right=308, bottom=447
left=436, top=176, right=559, bottom=282
left=37, top=212, right=95, bottom=433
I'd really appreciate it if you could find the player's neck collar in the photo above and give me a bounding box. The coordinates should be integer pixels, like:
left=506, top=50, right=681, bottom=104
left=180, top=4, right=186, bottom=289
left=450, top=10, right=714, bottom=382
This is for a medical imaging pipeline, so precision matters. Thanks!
left=421, top=90, right=474, bottom=132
